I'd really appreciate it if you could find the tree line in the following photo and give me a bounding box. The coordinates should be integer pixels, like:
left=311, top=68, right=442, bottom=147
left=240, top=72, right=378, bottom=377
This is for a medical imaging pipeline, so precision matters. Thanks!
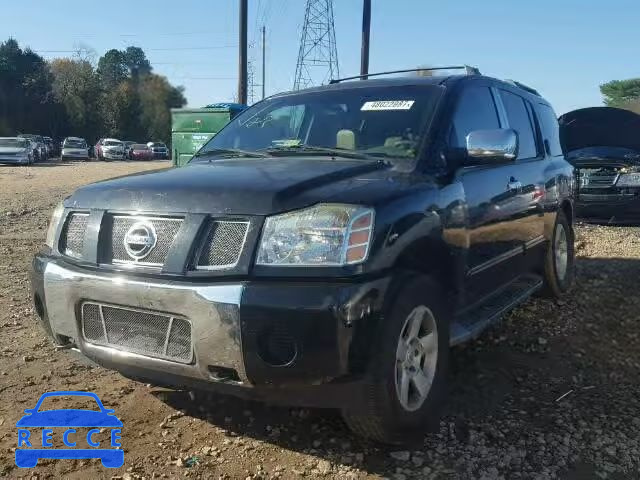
left=0, top=39, right=186, bottom=143
left=600, top=78, right=640, bottom=115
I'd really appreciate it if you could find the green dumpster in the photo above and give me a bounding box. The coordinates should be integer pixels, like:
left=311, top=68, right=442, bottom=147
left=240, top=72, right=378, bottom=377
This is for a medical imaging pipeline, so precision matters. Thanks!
left=171, top=103, right=247, bottom=166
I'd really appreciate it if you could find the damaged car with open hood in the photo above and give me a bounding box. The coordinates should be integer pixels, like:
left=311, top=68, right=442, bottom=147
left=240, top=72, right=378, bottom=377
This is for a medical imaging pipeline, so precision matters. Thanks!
left=559, top=106, right=640, bottom=223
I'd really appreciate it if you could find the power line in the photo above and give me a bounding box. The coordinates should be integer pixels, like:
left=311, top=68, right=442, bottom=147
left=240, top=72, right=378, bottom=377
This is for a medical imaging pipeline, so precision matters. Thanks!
left=35, top=45, right=238, bottom=54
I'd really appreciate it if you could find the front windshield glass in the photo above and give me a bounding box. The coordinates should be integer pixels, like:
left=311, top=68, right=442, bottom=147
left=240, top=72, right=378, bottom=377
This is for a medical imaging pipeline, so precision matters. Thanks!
left=197, top=85, right=443, bottom=165
left=132, top=144, right=149, bottom=150
left=0, top=138, right=28, bottom=147
left=104, top=140, right=122, bottom=146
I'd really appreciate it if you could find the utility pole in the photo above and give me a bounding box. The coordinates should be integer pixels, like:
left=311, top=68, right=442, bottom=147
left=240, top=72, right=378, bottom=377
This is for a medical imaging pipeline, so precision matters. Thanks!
left=238, top=0, right=248, bottom=104
left=360, top=0, right=371, bottom=79
left=261, top=25, right=266, bottom=99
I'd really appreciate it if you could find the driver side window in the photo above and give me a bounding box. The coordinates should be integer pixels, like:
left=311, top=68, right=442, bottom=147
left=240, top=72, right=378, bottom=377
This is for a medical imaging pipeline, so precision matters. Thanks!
left=450, top=86, right=501, bottom=149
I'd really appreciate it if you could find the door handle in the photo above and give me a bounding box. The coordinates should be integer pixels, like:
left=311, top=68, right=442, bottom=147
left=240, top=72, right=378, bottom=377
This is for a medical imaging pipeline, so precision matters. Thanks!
left=507, top=180, right=522, bottom=191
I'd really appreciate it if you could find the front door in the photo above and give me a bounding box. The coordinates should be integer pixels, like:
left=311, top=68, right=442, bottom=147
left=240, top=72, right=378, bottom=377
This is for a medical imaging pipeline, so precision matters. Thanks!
left=449, top=84, right=528, bottom=302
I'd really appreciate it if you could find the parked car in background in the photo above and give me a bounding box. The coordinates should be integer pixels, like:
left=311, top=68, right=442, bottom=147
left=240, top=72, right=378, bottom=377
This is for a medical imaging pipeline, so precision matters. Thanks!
left=101, top=139, right=125, bottom=161
left=17, top=134, right=46, bottom=162
left=31, top=69, right=576, bottom=443
left=129, top=143, right=153, bottom=161
left=122, top=141, right=136, bottom=159
left=43, top=136, right=56, bottom=158
left=147, top=142, right=169, bottom=159
left=559, top=107, right=640, bottom=224
left=0, top=137, right=36, bottom=165
left=61, top=137, right=89, bottom=161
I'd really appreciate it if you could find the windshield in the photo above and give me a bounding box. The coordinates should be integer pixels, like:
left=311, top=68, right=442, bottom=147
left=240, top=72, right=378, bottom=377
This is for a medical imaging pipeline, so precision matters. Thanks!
left=132, top=144, right=149, bottom=150
left=152, top=143, right=166, bottom=148
left=0, top=138, right=28, bottom=148
left=64, top=139, right=86, bottom=148
left=104, top=140, right=122, bottom=146
left=198, top=85, right=443, bottom=165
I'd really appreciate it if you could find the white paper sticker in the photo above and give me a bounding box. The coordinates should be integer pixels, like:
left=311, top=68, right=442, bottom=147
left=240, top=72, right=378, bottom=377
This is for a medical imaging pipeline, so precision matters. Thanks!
left=361, top=100, right=415, bottom=111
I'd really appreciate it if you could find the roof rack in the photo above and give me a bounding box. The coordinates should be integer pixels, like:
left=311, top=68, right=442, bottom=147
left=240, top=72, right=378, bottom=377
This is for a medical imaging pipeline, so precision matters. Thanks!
left=329, top=65, right=481, bottom=84
left=504, top=79, right=541, bottom=97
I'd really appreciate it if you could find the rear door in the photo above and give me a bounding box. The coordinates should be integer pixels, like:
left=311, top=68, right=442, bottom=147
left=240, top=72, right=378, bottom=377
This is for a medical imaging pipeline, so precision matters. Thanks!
left=450, top=83, right=527, bottom=301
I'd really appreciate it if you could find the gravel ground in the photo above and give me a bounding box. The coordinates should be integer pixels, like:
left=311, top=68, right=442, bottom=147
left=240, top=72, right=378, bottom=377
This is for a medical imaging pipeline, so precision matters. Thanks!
left=0, top=160, right=639, bottom=479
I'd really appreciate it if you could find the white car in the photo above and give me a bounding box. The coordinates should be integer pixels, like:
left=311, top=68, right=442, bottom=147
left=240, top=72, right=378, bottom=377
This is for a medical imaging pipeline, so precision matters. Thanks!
left=102, top=139, right=125, bottom=161
left=61, top=137, right=89, bottom=161
left=0, top=137, right=35, bottom=165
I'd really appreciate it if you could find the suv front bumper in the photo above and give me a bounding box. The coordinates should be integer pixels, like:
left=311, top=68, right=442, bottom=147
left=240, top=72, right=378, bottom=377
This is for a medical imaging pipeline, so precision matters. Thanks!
left=576, top=191, right=640, bottom=224
left=31, top=254, right=390, bottom=408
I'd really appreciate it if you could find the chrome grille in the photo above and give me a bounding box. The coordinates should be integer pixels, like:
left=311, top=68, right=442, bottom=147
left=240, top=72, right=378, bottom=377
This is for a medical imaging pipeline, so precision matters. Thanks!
left=81, top=302, right=192, bottom=363
left=579, top=169, right=619, bottom=189
left=108, top=215, right=182, bottom=266
left=196, top=221, right=249, bottom=270
left=61, top=213, right=89, bottom=259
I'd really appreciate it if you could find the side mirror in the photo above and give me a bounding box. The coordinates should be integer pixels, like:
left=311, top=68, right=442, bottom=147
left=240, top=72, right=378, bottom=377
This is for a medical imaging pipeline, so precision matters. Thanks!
left=466, top=129, right=518, bottom=165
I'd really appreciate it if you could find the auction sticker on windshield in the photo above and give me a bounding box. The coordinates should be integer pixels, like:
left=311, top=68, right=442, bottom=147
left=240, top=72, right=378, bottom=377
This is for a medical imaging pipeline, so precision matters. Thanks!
left=14, top=391, right=123, bottom=468
left=361, top=100, right=415, bottom=111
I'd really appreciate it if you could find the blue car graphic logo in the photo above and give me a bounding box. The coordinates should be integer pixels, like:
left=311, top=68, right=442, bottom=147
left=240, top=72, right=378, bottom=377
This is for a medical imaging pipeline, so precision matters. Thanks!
left=15, top=391, right=123, bottom=468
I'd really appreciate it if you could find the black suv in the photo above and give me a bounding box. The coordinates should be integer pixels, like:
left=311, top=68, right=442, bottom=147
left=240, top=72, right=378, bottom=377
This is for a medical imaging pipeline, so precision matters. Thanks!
left=31, top=68, right=575, bottom=443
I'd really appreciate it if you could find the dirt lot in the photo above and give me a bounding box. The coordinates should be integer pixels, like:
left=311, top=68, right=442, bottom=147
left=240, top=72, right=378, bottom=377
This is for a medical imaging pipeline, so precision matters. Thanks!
left=0, top=160, right=639, bottom=479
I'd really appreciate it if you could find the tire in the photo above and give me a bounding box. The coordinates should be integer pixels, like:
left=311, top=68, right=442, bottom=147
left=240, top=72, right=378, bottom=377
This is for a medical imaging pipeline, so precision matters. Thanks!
left=540, top=209, right=574, bottom=298
left=342, top=276, right=450, bottom=444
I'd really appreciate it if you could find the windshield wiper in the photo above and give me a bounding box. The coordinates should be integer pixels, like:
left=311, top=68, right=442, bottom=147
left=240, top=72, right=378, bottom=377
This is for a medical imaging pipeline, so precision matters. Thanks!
left=193, top=148, right=270, bottom=159
left=259, top=144, right=374, bottom=160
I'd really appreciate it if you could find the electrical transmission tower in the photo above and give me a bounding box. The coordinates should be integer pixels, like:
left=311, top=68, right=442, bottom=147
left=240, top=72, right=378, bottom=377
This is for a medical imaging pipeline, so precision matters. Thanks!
left=293, top=0, right=339, bottom=90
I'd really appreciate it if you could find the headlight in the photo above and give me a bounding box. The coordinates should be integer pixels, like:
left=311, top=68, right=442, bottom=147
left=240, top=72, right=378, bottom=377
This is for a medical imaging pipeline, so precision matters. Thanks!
left=45, top=202, right=65, bottom=248
left=616, top=172, right=640, bottom=187
left=256, top=204, right=374, bottom=266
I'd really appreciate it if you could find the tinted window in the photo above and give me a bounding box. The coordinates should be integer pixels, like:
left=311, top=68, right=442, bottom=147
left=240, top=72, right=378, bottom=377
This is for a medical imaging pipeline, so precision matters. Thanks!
left=537, top=104, right=563, bottom=156
left=450, top=86, right=500, bottom=149
left=500, top=90, right=538, bottom=159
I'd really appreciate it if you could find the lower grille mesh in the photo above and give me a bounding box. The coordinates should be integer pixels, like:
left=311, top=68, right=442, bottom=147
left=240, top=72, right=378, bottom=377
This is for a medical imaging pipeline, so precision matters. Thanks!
left=81, top=302, right=192, bottom=363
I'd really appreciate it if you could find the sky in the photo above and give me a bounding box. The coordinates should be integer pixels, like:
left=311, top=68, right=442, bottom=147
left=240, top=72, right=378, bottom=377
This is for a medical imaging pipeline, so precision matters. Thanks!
left=3, top=0, right=640, bottom=115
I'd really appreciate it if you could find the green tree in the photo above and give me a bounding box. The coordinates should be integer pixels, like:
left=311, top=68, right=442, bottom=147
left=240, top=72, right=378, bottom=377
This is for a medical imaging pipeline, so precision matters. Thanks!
left=97, top=49, right=128, bottom=89
left=50, top=58, right=102, bottom=140
left=139, top=74, right=186, bottom=142
left=0, top=38, right=56, bottom=136
left=600, top=78, right=640, bottom=107
left=123, top=46, right=151, bottom=77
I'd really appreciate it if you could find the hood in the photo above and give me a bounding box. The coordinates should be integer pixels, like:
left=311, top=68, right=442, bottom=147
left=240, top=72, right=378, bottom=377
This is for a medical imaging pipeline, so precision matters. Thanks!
left=0, top=146, right=27, bottom=154
left=559, top=107, right=640, bottom=157
left=66, top=157, right=407, bottom=215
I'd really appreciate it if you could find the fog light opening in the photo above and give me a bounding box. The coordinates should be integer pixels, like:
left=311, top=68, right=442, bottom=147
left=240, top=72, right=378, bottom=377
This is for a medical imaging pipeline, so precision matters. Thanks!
left=256, top=326, right=298, bottom=367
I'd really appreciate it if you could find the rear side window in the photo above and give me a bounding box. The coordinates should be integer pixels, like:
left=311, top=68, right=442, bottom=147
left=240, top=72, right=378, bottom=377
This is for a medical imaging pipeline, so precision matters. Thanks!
left=536, top=104, right=563, bottom=156
left=450, top=86, right=500, bottom=149
left=500, top=90, right=538, bottom=160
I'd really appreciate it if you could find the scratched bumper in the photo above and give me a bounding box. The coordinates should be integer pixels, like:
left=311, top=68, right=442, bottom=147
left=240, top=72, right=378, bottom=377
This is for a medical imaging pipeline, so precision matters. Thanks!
left=31, top=253, right=388, bottom=408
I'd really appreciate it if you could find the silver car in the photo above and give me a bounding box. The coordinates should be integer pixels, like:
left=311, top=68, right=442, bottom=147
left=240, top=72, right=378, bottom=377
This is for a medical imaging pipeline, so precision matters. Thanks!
left=61, top=137, right=89, bottom=161
left=17, top=134, right=46, bottom=161
left=0, top=137, right=35, bottom=165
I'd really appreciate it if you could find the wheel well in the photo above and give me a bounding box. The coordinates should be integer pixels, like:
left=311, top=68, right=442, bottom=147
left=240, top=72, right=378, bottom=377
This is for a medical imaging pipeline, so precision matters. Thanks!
left=560, top=200, right=573, bottom=227
left=394, top=237, right=459, bottom=298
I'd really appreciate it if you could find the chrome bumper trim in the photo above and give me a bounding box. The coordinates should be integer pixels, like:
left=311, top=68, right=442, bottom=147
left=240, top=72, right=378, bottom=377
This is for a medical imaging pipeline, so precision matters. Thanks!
left=43, top=261, right=248, bottom=383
